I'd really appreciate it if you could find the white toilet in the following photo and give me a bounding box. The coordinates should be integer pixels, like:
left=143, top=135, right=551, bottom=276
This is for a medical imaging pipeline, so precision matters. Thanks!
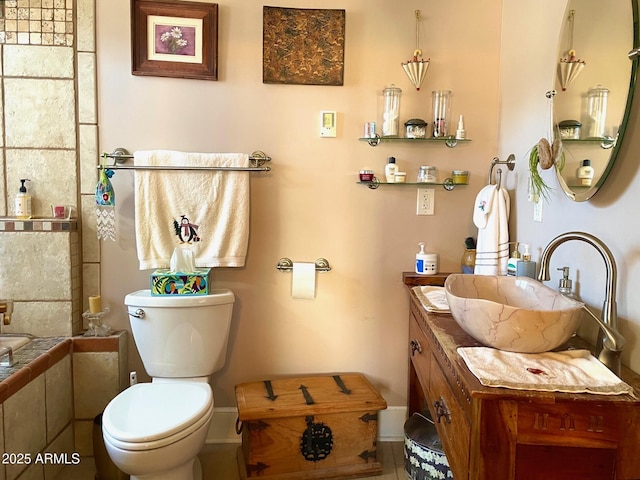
left=102, top=289, right=235, bottom=480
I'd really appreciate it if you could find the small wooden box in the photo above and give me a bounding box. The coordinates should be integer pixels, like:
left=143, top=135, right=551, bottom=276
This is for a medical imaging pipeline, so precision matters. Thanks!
left=235, top=373, right=387, bottom=480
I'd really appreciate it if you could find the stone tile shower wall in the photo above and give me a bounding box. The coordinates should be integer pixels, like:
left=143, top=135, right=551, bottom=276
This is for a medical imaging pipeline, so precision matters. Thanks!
left=0, top=0, right=99, bottom=337
left=0, top=0, right=75, bottom=46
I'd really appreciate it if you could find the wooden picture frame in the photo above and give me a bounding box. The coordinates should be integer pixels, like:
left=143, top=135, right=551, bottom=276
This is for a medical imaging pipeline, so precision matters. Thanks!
left=131, top=0, right=218, bottom=81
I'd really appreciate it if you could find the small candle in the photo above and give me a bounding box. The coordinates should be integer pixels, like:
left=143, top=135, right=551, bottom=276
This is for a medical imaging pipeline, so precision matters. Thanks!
left=89, top=295, right=102, bottom=314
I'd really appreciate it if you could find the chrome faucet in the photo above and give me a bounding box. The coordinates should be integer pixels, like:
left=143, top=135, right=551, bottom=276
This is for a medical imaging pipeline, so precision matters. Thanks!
left=0, top=346, right=14, bottom=367
left=538, top=231, right=625, bottom=375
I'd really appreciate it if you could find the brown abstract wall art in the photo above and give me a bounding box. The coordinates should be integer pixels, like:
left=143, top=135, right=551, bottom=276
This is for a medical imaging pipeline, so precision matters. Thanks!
left=263, top=6, right=346, bottom=86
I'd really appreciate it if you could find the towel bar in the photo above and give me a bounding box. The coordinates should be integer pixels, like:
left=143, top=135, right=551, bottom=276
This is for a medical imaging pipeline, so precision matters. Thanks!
left=276, top=258, right=332, bottom=272
left=98, top=148, right=271, bottom=172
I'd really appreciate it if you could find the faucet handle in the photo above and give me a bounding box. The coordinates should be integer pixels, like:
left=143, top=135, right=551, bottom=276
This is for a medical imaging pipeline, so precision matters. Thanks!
left=0, top=300, right=13, bottom=325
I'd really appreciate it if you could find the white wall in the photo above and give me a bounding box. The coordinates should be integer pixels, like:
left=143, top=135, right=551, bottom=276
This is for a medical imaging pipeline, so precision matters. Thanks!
left=500, top=0, right=640, bottom=371
left=96, top=0, right=502, bottom=408
left=97, top=0, right=640, bottom=415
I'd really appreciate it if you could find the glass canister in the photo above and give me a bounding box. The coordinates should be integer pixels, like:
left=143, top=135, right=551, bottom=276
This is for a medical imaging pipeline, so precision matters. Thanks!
left=404, top=118, right=427, bottom=139
left=432, top=90, right=452, bottom=137
left=417, top=166, right=437, bottom=183
left=451, top=170, right=469, bottom=184
left=586, top=85, right=609, bottom=138
left=382, top=84, right=402, bottom=137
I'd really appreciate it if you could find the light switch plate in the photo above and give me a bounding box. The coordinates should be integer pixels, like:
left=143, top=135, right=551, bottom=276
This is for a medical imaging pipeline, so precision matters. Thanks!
left=320, top=111, right=337, bottom=137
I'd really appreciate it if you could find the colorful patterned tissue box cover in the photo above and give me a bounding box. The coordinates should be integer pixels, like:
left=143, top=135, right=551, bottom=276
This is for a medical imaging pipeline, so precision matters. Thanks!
left=150, top=269, right=211, bottom=296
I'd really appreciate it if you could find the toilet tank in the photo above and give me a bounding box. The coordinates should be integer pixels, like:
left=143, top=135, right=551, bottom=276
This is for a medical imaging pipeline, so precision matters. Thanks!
left=124, top=289, right=234, bottom=378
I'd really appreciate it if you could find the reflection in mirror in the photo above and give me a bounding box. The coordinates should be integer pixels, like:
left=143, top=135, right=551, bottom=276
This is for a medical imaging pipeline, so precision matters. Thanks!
left=554, top=0, right=637, bottom=201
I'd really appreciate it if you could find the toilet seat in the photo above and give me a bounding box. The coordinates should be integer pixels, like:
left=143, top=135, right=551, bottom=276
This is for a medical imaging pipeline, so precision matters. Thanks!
left=102, top=382, right=213, bottom=451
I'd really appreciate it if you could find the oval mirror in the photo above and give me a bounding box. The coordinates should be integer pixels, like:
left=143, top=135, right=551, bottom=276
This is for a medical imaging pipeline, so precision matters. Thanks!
left=554, top=0, right=638, bottom=201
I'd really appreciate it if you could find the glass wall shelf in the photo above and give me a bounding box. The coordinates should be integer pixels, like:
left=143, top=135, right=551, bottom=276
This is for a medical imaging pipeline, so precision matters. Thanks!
left=357, top=178, right=467, bottom=191
left=561, top=137, right=616, bottom=150
left=359, top=135, right=471, bottom=148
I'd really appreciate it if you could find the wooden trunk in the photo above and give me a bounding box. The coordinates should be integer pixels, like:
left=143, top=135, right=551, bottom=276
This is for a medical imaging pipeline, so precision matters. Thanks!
left=235, top=373, right=387, bottom=480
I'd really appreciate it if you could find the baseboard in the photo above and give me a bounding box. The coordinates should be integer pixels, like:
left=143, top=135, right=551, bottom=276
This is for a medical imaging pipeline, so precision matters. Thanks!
left=206, top=406, right=407, bottom=444
left=377, top=406, right=407, bottom=441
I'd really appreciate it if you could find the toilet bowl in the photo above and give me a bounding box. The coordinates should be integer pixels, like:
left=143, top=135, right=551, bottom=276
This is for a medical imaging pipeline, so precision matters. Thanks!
left=102, top=289, right=235, bottom=480
left=102, top=381, right=213, bottom=480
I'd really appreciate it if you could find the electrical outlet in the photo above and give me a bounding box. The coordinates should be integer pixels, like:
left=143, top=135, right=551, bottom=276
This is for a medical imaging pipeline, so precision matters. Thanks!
left=533, top=197, right=543, bottom=222
left=417, top=188, right=435, bottom=215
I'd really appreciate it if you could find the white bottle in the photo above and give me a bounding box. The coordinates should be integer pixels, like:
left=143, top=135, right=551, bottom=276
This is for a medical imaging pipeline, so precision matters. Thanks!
left=455, top=114, right=466, bottom=140
left=15, top=178, right=32, bottom=220
left=385, top=157, right=398, bottom=183
left=415, top=242, right=438, bottom=275
left=506, top=242, right=521, bottom=276
left=577, top=159, right=594, bottom=186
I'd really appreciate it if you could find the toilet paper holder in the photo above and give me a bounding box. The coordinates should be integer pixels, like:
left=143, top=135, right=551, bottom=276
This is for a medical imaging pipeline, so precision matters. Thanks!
left=276, top=258, right=332, bottom=272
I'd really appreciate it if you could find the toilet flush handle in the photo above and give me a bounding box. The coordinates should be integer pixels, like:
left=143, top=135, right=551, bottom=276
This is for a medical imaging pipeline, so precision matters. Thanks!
left=129, top=309, right=145, bottom=319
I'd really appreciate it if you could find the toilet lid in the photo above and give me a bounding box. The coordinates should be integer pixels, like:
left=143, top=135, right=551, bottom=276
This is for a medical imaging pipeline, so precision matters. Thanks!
left=102, top=382, right=212, bottom=444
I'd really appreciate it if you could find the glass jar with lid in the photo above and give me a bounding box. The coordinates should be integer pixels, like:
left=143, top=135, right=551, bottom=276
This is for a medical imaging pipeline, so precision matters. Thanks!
left=404, top=118, right=428, bottom=139
left=417, top=166, right=437, bottom=183
left=382, top=84, right=402, bottom=137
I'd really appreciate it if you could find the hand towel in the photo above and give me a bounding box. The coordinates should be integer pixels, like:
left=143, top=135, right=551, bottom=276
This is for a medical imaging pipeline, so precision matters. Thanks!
left=134, top=150, right=250, bottom=270
left=412, top=286, right=450, bottom=312
left=458, top=346, right=634, bottom=396
left=473, top=185, right=510, bottom=275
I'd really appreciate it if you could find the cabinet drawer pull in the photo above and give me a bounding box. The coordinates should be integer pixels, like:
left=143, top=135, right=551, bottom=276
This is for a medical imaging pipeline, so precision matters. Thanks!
left=434, top=397, right=451, bottom=424
left=410, top=339, right=423, bottom=356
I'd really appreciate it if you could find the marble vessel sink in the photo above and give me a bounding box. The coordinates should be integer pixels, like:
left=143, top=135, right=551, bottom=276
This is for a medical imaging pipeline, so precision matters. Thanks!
left=444, top=274, right=585, bottom=353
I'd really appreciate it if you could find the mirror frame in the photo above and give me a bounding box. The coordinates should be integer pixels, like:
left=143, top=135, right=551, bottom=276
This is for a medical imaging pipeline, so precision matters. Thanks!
left=556, top=0, right=639, bottom=201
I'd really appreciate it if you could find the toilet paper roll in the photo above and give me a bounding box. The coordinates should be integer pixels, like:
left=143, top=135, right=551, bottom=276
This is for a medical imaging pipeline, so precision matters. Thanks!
left=292, top=262, right=316, bottom=299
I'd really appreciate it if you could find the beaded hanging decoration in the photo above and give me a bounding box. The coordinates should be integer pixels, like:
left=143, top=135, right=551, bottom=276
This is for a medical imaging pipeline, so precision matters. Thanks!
left=95, top=163, right=116, bottom=241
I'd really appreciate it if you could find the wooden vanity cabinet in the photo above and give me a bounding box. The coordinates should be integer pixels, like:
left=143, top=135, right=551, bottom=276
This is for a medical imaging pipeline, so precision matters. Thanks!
left=405, top=275, right=640, bottom=480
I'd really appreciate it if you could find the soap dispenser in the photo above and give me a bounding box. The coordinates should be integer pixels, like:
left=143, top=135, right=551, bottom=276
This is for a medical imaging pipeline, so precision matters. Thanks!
left=506, top=242, right=521, bottom=276
left=415, top=242, right=438, bottom=275
left=15, top=178, right=32, bottom=220
left=516, top=244, right=536, bottom=278
left=557, top=267, right=574, bottom=297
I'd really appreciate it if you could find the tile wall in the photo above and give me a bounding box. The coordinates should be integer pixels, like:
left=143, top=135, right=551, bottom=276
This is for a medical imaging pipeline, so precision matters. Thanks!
left=0, top=0, right=127, bottom=469
left=0, top=0, right=100, bottom=336
left=0, top=333, right=128, bottom=480
left=72, top=332, right=129, bottom=457
left=0, top=0, right=75, bottom=47
left=0, top=339, right=73, bottom=480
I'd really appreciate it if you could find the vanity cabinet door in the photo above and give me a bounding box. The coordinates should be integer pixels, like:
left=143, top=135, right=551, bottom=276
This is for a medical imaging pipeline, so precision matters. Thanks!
left=428, top=352, right=471, bottom=480
left=409, top=314, right=431, bottom=388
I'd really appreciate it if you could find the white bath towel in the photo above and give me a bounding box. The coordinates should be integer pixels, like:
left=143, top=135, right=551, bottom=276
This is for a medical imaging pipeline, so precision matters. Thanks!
left=458, top=347, right=634, bottom=396
left=134, top=150, right=250, bottom=270
left=473, top=185, right=510, bottom=275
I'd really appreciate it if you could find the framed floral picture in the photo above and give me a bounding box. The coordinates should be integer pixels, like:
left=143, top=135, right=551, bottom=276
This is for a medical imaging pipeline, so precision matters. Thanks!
left=263, top=7, right=346, bottom=86
left=131, top=0, right=218, bottom=81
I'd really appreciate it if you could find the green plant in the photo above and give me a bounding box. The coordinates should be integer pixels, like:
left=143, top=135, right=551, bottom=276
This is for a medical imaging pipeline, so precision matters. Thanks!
left=528, top=138, right=565, bottom=201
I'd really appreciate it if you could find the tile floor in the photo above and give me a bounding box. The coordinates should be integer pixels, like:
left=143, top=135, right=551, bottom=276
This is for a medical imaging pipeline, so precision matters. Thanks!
left=57, top=441, right=406, bottom=479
